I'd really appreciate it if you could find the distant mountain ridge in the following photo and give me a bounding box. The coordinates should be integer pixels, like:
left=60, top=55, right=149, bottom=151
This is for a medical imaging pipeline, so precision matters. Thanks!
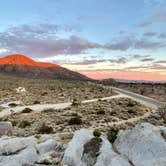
left=0, top=54, right=89, bottom=80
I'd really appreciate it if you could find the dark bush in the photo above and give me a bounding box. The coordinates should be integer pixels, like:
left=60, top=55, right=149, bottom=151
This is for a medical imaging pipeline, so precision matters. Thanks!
left=127, top=109, right=135, bottom=114
left=41, top=92, right=48, bottom=96
left=38, top=123, right=53, bottom=134
left=11, top=120, right=18, bottom=126
left=97, top=109, right=105, bottom=115
left=107, top=128, right=119, bottom=143
left=43, top=108, right=56, bottom=112
left=127, top=100, right=136, bottom=107
left=18, top=120, right=31, bottom=128
left=68, top=116, right=82, bottom=125
left=8, top=103, right=18, bottom=107
left=33, top=101, right=40, bottom=104
left=22, top=108, right=33, bottom=113
left=93, top=129, right=101, bottom=138
left=71, top=98, right=81, bottom=106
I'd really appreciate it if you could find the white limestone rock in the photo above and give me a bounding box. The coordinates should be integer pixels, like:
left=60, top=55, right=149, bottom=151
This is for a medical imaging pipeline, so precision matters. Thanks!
left=36, top=139, right=57, bottom=154
left=114, top=123, right=166, bottom=166
left=0, top=136, right=37, bottom=155
left=62, top=129, right=93, bottom=166
left=0, top=135, right=64, bottom=166
left=0, top=147, right=38, bottom=166
left=95, top=136, right=131, bottom=166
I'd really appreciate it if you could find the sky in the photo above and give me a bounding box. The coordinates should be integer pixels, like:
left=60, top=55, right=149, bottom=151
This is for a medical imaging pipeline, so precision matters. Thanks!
left=0, top=0, right=165, bottom=81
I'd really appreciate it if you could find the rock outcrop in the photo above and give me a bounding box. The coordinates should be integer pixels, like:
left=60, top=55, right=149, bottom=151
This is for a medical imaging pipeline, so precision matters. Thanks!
left=114, top=123, right=166, bottom=166
left=0, top=123, right=165, bottom=166
left=0, top=135, right=64, bottom=166
left=62, top=123, right=166, bottom=166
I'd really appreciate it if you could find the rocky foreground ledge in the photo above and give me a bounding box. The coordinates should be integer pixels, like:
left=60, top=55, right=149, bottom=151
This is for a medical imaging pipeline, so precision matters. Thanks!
left=0, top=123, right=165, bottom=166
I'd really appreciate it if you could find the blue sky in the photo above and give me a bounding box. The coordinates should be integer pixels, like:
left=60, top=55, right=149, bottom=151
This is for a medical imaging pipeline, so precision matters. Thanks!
left=0, top=0, right=165, bottom=80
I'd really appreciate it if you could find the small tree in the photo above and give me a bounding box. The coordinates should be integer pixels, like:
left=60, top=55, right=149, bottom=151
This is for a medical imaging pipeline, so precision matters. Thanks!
left=158, top=105, right=166, bottom=123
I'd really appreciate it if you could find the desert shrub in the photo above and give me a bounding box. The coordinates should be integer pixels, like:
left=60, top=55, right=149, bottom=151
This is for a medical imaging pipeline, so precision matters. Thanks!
left=107, top=128, right=119, bottom=143
left=11, top=120, right=18, bottom=126
left=33, top=101, right=40, bottom=104
left=158, top=105, right=166, bottom=123
left=127, top=109, right=135, bottom=114
left=127, top=100, right=136, bottom=107
left=41, top=92, right=48, bottom=96
left=38, top=123, right=53, bottom=134
left=97, top=109, right=105, bottom=115
left=35, top=134, right=41, bottom=139
left=8, top=103, right=18, bottom=107
left=21, top=108, right=33, bottom=113
left=140, top=88, right=146, bottom=95
left=71, top=98, right=81, bottom=106
left=18, top=120, right=31, bottom=128
left=68, top=116, right=82, bottom=125
left=43, top=108, right=55, bottom=112
left=49, top=87, right=55, bottom=91
left=93, top=129, right=101, bottom=138
left=98, top=98, right=102, bottom=102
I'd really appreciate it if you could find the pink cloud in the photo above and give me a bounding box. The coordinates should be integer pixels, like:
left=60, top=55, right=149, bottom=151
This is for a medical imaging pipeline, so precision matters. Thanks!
left=80, top=70, right=166, bottom=81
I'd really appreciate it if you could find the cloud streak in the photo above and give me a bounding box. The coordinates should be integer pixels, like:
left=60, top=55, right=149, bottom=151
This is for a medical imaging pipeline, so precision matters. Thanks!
left=138, top=10, right=166, bottom=27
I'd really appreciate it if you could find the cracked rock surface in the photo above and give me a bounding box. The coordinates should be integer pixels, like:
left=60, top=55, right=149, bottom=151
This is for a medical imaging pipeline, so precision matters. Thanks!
left=0, top=123, right=165, bottom=166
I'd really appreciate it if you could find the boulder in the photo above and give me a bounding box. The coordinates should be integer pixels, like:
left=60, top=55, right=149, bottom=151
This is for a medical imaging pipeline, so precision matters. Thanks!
left=62, top=129, right=131, bottom=166
left=0, top=136, right=37, bottom=155
left=95, top=137, right=131, bottom=166
left=0, top=135, right=64, bottom=166
left=114, top=123, right=166, bottom=166
left=62, top=129, right=93, bottom=166
left=0, top=121, right=13, bottom=137
left=0, top=147, right=38, bottom=166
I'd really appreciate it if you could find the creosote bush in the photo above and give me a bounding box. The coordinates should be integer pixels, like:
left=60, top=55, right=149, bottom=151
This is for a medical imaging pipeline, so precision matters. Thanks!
left=71, top=98, right=81, bottom=106
left=21, top=108, right=33, bottom=113
left=68, top=116, right=82, bottom=125
left=18, top=120, right=31, bottom=128
left=107, top=128, right=119, bottom=143
left=93, top=129, right=101, bottom=138
left=43, top=108, right=56, bottom=112
left=33, top=101, right=40, bottom=104
left=38, top=123, right=53, bottom=134
left=8, top=103, right=18, bottom=107
left=97, top=109, right=105, bottom=115
left=127, top=100, right=136, bottom=107
left=93, top=129, right=102, bottom=142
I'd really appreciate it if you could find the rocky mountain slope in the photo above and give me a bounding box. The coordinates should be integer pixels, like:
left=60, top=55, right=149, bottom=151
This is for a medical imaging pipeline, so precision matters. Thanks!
left=0, top=54, right=89, bottom=80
